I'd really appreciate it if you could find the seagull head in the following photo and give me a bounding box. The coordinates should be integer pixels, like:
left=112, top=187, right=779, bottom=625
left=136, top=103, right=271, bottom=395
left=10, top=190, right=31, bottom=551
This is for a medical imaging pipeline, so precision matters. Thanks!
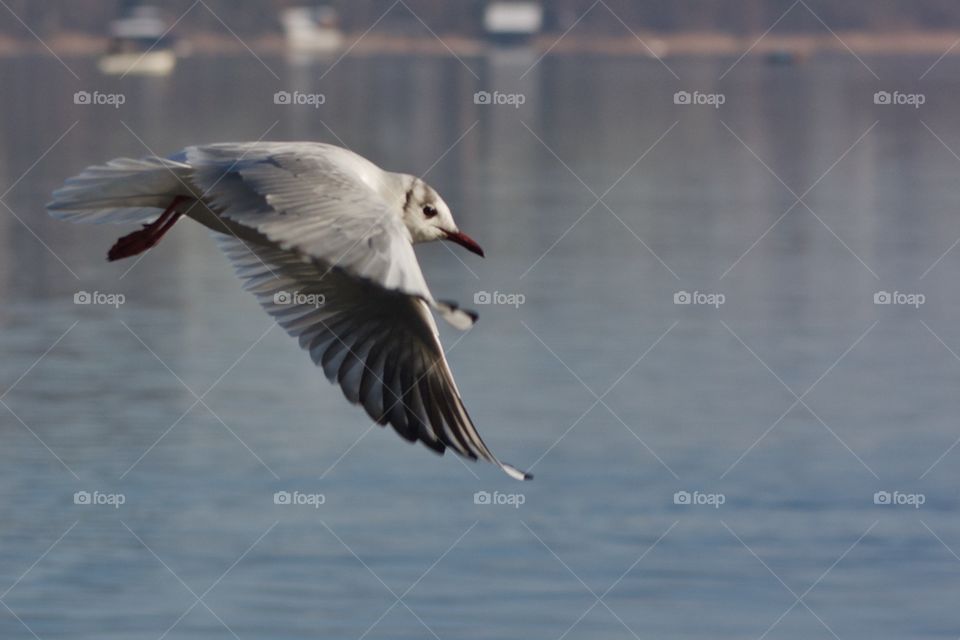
left=399, top=176, right=484, bottom=257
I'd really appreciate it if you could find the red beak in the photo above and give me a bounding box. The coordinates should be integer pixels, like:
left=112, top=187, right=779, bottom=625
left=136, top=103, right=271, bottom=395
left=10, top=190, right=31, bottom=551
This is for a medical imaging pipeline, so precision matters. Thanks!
left=444, top=230, right=485, bottom=257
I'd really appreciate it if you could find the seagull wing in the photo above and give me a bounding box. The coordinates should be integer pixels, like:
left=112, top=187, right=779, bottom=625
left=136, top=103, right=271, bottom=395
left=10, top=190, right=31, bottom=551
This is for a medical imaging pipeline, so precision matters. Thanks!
left=215, top=235, right=530, bottom=480
left=186, top=143, right=477, bottom=326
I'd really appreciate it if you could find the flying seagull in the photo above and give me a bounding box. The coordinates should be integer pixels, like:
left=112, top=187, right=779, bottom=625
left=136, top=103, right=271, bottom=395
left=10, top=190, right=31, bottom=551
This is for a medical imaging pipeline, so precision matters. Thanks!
left=48, top=142, right=531, bottom=481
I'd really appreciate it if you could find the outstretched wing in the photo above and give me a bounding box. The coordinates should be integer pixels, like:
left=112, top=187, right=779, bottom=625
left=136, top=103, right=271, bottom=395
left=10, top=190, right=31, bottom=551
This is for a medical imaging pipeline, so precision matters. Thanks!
left=216, top=235, right=530, bottom=480
left=187, top=143, right=475, bottom=329
left=188, top=144, right=423, bottom=291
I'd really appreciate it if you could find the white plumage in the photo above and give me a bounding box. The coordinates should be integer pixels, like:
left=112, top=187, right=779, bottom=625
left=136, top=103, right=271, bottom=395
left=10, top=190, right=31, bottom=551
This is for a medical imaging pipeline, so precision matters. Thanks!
left=49, top=142, right=530, bottom=481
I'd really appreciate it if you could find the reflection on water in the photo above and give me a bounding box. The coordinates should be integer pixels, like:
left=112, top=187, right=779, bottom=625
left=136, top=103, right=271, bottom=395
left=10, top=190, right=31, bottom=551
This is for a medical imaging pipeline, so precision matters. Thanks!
left=1, top=51, right=960, bottom=638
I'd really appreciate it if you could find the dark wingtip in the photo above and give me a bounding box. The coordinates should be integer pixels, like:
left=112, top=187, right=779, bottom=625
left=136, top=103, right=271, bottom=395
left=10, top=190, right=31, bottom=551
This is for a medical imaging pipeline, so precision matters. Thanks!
left=501, top=463, right=532, bottom=481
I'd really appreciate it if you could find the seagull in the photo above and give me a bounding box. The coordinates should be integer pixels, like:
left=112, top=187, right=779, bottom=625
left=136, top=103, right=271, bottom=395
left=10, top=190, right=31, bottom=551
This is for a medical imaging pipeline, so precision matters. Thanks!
left=48, top=142, right=531, bottom=480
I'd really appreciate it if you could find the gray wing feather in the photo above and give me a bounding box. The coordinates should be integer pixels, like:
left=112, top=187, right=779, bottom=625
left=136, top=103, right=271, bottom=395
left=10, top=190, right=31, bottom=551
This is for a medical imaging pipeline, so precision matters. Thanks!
left=215, top=234, right=530, bottom=480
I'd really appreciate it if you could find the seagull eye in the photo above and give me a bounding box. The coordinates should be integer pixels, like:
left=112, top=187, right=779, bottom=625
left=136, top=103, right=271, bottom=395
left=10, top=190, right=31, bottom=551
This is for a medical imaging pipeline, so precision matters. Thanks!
left=423, top=205, right=438, bottom=219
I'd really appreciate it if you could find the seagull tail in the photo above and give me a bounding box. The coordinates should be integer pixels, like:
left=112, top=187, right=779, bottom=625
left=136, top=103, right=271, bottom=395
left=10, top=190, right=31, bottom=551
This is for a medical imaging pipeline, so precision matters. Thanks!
left=47, top=156, right=191, bottom=224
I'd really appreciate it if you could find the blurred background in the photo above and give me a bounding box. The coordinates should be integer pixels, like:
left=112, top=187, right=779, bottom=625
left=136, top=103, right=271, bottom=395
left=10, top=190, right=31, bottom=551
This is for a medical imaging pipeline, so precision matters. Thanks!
left=10, top=0, right=960, bottom=40
left=2, top=1, right=960, bottom=639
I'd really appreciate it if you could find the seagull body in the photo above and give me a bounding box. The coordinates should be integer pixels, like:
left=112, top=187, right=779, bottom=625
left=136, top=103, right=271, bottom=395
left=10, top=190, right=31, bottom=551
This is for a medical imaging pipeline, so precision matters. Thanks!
left=48, top=142, right=530, bottom=480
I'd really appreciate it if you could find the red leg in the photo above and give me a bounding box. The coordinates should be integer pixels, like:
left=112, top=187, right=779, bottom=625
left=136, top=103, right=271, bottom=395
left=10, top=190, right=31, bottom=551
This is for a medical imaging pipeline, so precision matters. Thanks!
left=107, top=196, right=191, bottom=262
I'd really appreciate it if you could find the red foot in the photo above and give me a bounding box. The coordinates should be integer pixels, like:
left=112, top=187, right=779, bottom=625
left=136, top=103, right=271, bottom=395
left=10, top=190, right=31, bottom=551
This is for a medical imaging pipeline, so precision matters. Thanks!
left=107, top=196, right=190, bottom=262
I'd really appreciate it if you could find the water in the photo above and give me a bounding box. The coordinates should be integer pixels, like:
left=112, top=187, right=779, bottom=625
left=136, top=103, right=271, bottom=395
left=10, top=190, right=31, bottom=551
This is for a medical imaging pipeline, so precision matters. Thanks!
left=1, top=50, right=959, bottom=638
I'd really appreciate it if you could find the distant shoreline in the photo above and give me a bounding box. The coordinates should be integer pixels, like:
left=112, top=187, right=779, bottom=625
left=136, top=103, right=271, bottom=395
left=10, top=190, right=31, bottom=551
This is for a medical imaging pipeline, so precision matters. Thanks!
left=2, top=30, right=959, bottom=58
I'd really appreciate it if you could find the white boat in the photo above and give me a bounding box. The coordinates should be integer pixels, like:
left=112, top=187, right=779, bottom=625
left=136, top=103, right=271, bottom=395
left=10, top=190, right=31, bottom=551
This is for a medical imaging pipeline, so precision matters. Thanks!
left=98, top=50, right=175, bottom=76
left=99, top=5, right=176, bottom=76
left=484, top=1, right=544, bottom=44
left=281, top=6, right=344, bottom=54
